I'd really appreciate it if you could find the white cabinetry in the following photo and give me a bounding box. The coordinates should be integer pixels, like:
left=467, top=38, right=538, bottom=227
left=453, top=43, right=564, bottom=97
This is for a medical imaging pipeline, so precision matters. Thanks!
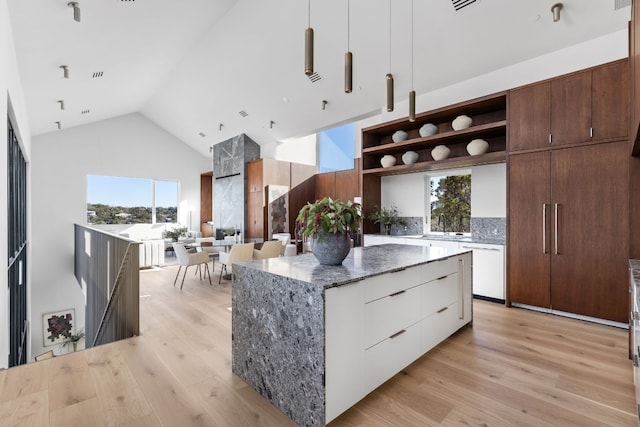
left=325, top=253, right=472, bottom=423
left=459, top=242, right=505, bottom=300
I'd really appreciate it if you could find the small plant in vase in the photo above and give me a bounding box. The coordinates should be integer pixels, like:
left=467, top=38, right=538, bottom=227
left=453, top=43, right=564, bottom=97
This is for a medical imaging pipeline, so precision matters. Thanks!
left=369, top=205, right=406, bottom=235
left=62, top=329, right=85, bottom=352
left=163, top=225, right=188, bottom=242
left=296, top=197, right=361, bottom=265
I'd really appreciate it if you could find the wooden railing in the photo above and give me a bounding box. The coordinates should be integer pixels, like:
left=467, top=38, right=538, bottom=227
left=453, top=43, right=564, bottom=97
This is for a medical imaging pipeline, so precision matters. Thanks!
left=74, top=224, right=140, bottom=347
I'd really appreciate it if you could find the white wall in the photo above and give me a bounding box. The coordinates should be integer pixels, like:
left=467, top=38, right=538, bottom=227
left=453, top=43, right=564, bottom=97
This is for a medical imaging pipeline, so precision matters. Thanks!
left=471, top=164, right=506, bottom=218
left=29, top=113, right=210, bottom=361
left=1, top=0, right=32, bottom=369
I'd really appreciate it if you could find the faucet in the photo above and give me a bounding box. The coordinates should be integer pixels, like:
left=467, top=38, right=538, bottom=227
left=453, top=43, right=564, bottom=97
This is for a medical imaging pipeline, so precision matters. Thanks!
left=438, top=214, right=447, bottom=234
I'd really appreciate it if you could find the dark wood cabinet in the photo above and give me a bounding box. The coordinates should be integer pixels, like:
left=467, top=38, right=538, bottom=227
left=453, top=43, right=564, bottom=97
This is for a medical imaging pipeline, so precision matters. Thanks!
left=591, top=60, right=629, bottom=141
left=508, top=82, right=550, bottom=152
left=507, top=151, right=551, bottom=308
left=508, top=59, right=628, bottom=153
left=550, top=70, right=591, bottom=146
left=245, top=159, right=291, bottom=240
left=508, top=141, right=629, bottom=323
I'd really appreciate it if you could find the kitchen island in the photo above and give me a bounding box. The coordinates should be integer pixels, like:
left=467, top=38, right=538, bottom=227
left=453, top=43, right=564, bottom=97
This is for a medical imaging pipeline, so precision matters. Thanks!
left=232, top=244, right=472, bottom=426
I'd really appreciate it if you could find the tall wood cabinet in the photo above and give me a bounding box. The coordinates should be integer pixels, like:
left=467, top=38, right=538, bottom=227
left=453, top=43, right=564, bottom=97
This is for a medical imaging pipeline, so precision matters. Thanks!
left=508, top=140, right=629, bottom=323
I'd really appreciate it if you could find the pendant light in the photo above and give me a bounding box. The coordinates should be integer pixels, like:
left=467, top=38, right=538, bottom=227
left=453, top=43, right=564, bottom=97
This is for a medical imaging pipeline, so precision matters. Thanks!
left=386, top=0, right=394, bottom=112
left=408, top=0, right=416, bottom=122
left=305, top=0, right=314, bottom=76
left=345, top=0, right=353, bottom=93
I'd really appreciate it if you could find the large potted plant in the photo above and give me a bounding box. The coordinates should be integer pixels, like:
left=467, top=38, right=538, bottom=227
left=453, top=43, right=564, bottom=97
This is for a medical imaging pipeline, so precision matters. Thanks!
left=369, top=205, right=406, bottom=235
left=296, top=197, right=361, bottom=265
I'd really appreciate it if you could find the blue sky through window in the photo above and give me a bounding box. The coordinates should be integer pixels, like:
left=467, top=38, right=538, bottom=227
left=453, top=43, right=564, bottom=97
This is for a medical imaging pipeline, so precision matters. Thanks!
left=87, top=175, right=176, bottom=207
left=319, top=123, right=355, bottom=173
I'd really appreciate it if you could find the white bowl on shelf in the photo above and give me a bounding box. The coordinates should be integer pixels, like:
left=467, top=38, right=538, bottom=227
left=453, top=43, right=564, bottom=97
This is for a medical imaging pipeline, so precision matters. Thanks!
left=392, top=130, right=408, bottom=142
left=431, top=145, right=450, bottom=161
left=452, top=115, right=472, bottom=130
left=380, top=154, right=397, bottom=168
left=419, top=123, right=437, bottom=137
left=466, top=139, right=489, bottom=156
left=402, top=151, right=419, bottom=164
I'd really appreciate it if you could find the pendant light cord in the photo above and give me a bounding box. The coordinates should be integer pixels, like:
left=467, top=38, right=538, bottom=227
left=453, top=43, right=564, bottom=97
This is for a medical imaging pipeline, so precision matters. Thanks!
left=411, top=0, right=414, bottom=89
left=347, top=0, right=350, bottom=51
left=388, top=0, right=391, bottom=73
left=308, top=0, right=311, bottom=27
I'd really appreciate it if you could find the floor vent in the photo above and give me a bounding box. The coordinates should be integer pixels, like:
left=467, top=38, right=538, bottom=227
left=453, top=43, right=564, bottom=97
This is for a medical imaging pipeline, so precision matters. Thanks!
left=92, top=71, right=104, bottom=78
left=307, top=72, right=322, bottom=83
left=452, top=0, right=478, bottom=11
left=614, top=0, right=631, bottom=10
left=238, top=110, right=248, bottom=118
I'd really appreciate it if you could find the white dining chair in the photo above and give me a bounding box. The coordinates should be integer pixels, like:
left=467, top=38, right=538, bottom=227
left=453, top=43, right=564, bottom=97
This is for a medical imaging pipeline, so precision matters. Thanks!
left=218, top=242, right=255, bottom=284
left=172, top=242, right=212, bottom=289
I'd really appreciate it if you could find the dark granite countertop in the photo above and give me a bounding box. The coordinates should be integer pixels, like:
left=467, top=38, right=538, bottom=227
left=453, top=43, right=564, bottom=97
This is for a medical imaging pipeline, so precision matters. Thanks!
left=237, top=243, right=469, bottom=290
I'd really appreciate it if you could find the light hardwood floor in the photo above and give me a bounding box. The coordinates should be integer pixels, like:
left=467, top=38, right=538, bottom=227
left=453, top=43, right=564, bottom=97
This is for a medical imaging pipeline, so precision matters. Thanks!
left=0, top=263, right=636, bottom=426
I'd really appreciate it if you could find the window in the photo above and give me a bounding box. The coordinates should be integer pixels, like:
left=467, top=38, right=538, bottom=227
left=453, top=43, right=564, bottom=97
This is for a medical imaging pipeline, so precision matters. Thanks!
left=87, top=175, right=178, bottom=225
left=318, top=123, right=355, bottom=173
left=426, top=172, right=471, bottom=234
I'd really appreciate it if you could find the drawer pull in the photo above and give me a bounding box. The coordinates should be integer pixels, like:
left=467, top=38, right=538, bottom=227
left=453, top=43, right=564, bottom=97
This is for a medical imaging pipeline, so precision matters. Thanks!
left=437, top=306, right=448, bottom=314
left=436, top=275, right=448, bottom=281
left=389, top=290, right=406, bottom=297
left=389, top=329, right=406, bottom=339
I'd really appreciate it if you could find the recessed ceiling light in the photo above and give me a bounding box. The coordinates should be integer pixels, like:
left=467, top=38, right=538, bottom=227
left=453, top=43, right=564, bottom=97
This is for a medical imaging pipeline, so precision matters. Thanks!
left=282, top=97, right=289, bottom=103
left=199, top=132, right=207, bottom=137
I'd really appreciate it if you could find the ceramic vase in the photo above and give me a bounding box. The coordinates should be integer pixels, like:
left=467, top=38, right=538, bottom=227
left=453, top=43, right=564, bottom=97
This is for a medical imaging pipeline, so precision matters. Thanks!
left=392, top=130, right=409, bottom=142
left=402, top=151, right=419, bottom=164
left=452, top=115, right=472, bottom=130
left=467, top=139, right=489, bottom=156
left=310, top=230, right=351, bottom=265
left=419, top=123, right=438, bottom=137
left=380, top=154, right=396, bottom=168
left=431, top=145, right=450, bottom=161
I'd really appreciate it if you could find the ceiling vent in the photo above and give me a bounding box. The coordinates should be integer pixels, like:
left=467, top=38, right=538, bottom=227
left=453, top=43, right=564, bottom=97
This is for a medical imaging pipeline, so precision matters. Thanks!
left=614, top=0, right=631, bottom=10
left=307, top=72, right=322, bottom=83
left=92, top=71, right=104, bottom=78
left=198, top=132, right=207, bottom=137
left=451, top=0, right=478, bottom=11
left=238, top=110, right=248, bottom=117
left=81, top=109, right=90, bottom=114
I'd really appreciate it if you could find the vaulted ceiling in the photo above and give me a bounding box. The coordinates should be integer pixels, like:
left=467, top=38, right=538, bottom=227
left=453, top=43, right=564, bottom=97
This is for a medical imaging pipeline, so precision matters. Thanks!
left=7, top=0, right=631, bottom=157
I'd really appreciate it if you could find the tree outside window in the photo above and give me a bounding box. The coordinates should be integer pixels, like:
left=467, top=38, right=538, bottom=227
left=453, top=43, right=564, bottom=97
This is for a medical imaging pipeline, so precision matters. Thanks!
left=429, top=174, right=471, bottom=233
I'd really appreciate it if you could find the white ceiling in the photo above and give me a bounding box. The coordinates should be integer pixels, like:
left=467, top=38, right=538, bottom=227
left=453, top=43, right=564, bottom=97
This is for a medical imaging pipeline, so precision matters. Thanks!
left=7, top=0, right=631, bottom=157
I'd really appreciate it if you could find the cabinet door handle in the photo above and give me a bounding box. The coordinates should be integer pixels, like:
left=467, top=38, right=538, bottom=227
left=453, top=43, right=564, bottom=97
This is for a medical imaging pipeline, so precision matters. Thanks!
left=549, top=134, right=552, bottom=144
left=542, top=203, right=547, bottom=254
left=590, top=127, right=593, bottom=138
left=389, top=290, right=406, bottom=297
left=389, top=329, right=406, bottom=339
left=554, top=203, right=560, bottom=255
left=437, top=306, right=448, bottom=314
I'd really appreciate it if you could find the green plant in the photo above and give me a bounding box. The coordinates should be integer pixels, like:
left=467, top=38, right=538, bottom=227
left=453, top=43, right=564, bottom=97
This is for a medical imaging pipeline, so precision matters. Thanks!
left=163, top=225, right=188, bottom=241
left=224, top=227, right=237, bottom=236
left=62, top=329, right=85, bottom=352
left=369, top=205, right=406, bottom=227
left=296, top=197, right=361, bottom=241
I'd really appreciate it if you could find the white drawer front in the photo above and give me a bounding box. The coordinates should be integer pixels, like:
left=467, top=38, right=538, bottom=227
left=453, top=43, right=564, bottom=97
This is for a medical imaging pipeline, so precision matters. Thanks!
left=421, top=272, right=459, bottom=318
left=364, top=322, right=422, bottom=392
left=420, top=301, right=467, bottom=353
left=364, top=286, right=421, bottom=349
left=363, top=267, right=424, bottom=302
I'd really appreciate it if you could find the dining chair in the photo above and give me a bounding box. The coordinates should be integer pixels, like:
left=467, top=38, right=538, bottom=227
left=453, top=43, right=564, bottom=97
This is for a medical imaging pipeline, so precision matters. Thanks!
left=35, top=350, right=54, bottom=361
left=172, top=242, right=212, bottom=289
left=253, top=240, right=282, bottom=260
left=218, top=242, right=255, bottom=284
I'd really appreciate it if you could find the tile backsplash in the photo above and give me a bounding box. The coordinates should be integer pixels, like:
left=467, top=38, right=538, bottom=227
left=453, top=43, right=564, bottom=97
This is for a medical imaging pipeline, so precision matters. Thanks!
left=471, top=217, right=506, bottom=241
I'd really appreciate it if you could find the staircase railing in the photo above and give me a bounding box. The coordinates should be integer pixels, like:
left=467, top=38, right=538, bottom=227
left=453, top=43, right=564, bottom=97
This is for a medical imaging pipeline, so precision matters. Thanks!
left=74, top=224, right=140, bottom=348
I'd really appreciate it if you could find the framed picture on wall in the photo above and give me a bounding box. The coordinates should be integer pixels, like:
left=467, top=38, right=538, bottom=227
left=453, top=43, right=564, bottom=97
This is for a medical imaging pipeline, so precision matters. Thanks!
left=42, top=309, right=75, bottom=347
